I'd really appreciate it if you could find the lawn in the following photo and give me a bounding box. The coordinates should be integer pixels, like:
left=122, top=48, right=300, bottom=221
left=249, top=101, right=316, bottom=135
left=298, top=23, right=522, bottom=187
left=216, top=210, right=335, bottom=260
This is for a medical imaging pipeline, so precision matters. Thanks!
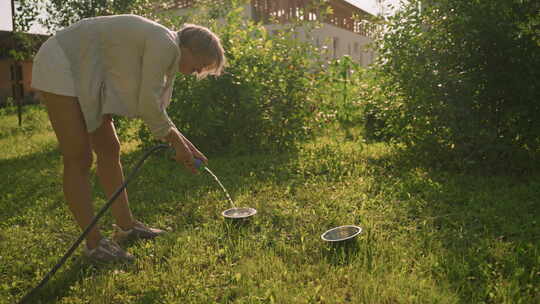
left=1, top=105, right=539, bottom=304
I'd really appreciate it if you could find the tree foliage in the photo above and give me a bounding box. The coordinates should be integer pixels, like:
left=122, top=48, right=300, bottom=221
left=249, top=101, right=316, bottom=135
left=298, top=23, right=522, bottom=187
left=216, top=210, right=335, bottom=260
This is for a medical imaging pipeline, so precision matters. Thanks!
left=14, top=0, right=158, bottom=34
left=367, top=0, right=540, bottom=167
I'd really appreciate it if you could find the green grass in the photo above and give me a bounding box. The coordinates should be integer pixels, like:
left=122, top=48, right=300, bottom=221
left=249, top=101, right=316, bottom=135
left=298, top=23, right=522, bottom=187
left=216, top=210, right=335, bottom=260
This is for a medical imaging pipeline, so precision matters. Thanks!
left=1, top=105, right=539, bottom=304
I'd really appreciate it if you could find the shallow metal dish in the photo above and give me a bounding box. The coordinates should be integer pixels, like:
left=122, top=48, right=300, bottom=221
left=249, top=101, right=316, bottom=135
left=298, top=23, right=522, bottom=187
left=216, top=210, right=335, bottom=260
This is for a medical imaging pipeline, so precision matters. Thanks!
left=321, top=225, right=362, bottom=242
left=222, top=207, right=257, bottom=219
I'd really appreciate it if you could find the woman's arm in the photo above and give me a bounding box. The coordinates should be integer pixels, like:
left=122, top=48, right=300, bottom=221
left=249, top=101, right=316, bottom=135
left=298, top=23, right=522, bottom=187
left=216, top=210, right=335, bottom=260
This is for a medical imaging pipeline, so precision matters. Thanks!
left=138, top=30, right=179, bottom=139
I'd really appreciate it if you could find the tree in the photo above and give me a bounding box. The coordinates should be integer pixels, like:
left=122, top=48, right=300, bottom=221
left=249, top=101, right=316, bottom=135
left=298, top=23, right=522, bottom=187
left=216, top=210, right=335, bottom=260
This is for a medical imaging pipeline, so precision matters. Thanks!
left=367, top=0, right=540, bottom=167
left=14, top=0, right=158, bottom=34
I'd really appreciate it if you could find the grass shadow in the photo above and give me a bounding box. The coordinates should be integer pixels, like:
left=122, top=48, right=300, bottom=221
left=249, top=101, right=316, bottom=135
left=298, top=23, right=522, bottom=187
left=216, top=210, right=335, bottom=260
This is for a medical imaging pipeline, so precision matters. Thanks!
left=219, top=216, right=257, bottom=245
left=321, top=239, right=361, bottom=266
left=18, top=256, right=135, bottom=304
left=133, top=289, right=163, bottom=304
left=0, top=146, right=62, bottom=224
left=366, top=148, right=540, bottom=303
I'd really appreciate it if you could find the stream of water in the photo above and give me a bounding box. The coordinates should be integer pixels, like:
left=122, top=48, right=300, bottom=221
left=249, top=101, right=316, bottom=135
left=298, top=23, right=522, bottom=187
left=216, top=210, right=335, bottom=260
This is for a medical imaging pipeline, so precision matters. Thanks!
left=203, top=167, right=236, bottom=208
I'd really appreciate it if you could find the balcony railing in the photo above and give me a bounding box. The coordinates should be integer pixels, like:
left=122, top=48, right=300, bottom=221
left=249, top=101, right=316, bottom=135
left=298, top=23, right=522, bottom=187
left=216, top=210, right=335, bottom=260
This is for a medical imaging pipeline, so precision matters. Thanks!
left=169, top=0, right=378, bottom=37
left=252, top=0, right=378, bottom=37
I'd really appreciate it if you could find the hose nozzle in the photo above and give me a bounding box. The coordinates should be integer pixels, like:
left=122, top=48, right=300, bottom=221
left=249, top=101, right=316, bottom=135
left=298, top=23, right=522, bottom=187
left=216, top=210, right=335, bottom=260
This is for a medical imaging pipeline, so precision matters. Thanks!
left=194, top=158, right=205, bottom=170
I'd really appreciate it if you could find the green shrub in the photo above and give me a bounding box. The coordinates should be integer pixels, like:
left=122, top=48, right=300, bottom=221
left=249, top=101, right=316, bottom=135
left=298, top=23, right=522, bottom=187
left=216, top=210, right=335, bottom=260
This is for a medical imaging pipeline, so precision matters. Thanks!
left=358, top=70, right=403, bottom=142
left=367, top=0, right=540, bottom=166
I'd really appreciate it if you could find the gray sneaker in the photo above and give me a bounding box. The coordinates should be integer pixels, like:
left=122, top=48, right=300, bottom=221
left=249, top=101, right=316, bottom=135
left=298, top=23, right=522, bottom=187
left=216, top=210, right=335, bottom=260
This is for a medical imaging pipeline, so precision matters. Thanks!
left=84, top=238, right=134, bottom=263
left=112, top=220, right=166, bottom=243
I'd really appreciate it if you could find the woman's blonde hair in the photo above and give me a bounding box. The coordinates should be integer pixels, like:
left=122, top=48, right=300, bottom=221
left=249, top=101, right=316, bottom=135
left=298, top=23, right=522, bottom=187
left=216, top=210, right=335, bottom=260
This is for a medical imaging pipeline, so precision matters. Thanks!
left=178, top=24, right=226, bottom=79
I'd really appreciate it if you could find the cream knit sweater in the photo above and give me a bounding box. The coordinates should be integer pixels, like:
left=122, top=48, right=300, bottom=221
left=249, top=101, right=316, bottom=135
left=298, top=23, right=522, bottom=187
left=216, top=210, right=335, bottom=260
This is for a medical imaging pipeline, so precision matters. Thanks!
left=55, top=14, right=181, bottom=138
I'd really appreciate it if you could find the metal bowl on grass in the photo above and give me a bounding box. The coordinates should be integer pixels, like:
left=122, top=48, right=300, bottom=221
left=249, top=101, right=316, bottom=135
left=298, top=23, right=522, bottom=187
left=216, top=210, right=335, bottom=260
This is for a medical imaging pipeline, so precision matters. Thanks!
left=222, top=207, right=257, bottom=219
left=321, top=225, right=362, bottom=242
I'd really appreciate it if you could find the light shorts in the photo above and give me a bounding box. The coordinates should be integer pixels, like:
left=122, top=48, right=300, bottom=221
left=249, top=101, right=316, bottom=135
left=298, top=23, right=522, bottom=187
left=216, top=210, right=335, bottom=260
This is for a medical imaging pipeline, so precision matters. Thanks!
left=31, top=36, right=77, bottom=97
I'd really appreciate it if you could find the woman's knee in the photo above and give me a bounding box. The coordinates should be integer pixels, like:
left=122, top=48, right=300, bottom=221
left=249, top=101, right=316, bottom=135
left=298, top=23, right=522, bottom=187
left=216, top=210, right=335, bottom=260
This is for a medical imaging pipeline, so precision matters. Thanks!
left=95, top=139, right=121, bottom=162
left=63, top=150, right=93, bottom=172
left=40, top=90, right=92, bottom=169
left=91, top=116, right=122, bottom=161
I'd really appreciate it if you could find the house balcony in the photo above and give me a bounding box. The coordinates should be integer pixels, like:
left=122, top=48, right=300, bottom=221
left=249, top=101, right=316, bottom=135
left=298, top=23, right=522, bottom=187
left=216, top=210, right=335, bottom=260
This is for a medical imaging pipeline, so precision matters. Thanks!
left=167, top=0, right=378, bottom=38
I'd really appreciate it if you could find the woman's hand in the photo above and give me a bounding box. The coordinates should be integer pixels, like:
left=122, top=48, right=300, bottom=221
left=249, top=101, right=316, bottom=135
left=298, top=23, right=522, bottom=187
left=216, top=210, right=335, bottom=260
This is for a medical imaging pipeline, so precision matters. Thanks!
left=164, top=128, right=207, bottom=174
left=178, top=132, right=208, bottom=165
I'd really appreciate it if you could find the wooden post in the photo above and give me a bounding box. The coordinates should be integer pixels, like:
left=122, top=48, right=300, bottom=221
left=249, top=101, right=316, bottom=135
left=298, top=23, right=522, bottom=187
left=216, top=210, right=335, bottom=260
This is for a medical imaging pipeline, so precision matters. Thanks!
left=10, top=0, right=15, bottom=34
left=11, top=0, right=22, bottom=126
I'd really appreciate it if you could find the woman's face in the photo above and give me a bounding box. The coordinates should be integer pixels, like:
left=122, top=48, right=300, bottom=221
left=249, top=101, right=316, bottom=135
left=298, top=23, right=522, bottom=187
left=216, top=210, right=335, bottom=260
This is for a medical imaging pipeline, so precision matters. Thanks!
left=179, top=47, right=208, bottom=76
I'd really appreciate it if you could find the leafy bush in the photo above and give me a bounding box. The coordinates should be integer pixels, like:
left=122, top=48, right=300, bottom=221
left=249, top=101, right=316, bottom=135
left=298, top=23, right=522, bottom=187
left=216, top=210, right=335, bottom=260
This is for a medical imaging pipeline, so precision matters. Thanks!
left=366, top=0, right=540, bottom=166
left=137, top=3, right=323, bottom=155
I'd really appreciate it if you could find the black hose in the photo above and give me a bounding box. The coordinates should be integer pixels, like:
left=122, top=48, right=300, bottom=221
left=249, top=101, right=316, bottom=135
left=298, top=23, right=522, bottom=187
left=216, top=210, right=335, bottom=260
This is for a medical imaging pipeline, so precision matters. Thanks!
left=17, top=144, right=170, bottom=304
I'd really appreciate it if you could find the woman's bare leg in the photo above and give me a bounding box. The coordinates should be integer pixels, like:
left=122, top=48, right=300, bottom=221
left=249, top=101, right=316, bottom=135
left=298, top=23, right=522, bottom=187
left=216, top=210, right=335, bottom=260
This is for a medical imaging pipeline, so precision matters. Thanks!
left=40, top=91, right=102, bottom=249
left=90, top=115, right=135, bottom=230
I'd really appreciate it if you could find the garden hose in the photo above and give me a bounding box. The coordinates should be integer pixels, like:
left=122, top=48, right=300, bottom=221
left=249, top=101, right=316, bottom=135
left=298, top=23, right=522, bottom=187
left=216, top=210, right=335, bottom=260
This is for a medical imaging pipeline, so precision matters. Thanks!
left=17, top=144, right=172, bottom=304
